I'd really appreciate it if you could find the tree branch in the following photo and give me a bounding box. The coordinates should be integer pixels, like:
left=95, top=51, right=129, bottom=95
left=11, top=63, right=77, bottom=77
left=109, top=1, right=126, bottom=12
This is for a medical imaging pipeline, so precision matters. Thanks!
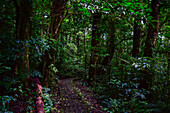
left=53, top=6, right=72, bottom=38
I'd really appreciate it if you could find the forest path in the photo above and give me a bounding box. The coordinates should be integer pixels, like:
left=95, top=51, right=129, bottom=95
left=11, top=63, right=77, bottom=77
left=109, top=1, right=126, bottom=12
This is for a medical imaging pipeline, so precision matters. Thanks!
left=54, top=78, right=105, bottom=113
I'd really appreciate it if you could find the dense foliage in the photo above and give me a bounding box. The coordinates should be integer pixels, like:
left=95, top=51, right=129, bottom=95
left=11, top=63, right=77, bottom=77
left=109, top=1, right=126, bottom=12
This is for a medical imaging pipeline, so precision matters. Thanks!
left=0, top=0, right=169, bottom=112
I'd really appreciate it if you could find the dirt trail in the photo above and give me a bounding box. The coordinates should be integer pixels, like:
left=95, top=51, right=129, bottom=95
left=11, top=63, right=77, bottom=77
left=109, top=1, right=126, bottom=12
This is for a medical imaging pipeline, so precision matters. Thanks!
left=54, top=78, right=105, bottom=113
left=55, top=78, right=87, bottom=113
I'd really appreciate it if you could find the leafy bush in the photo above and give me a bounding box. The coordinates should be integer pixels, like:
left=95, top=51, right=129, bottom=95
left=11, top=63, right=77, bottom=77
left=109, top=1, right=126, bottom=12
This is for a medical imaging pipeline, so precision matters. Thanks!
left=95, top=55, right=169, bottom=112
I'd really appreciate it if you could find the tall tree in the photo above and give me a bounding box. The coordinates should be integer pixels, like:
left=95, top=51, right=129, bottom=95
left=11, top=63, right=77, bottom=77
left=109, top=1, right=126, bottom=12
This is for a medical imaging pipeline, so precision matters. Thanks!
left=144, top=0, right=160, bottom=57
left=132, top=0, right=142, bottom=57
left=43, top=0, right=68, bottom=89
left=132, top=18, right=141, bottom=57
left=13, top=0, right=45, bottom=112
left=13, top=0, right=32, bottom=79
left=139, top=0, right=160, bottom=90
left=89, top=12, right=101, bottom=84
left=100, top=19, right=115, bottom=81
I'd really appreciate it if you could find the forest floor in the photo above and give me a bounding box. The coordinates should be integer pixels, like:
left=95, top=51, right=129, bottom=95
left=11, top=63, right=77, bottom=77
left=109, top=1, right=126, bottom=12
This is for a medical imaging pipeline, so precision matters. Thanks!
left=53, top=78, right=105, bottom=113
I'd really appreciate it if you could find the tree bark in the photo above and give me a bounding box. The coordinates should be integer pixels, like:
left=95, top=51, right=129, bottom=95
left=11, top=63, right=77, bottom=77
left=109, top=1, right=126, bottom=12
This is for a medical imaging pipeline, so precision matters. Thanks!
left=100, top=20, right=115, bottom=81
left=13, top=0, right=45, bottom=112
left=14, top=0, right=32, bottom=77
left=89, top=13, right=101, bottom=84
left=140, top=0, right=160, bottom=91
left=132, top=0, right=142, bottom=57
left=132, top=18, right=141, bottom=57
left=144, top=0, right=160, bottom=57
left=43, top=0, right=68, bottom=90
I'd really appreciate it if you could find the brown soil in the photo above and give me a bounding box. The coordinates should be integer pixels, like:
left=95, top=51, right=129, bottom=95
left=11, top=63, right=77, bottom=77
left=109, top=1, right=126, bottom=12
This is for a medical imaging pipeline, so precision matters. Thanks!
left=53, top=78, right=105, bottom=113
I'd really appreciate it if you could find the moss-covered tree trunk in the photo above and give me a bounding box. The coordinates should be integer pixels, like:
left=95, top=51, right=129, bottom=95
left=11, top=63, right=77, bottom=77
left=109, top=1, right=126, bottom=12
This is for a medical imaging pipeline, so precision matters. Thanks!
left=14, top=0, right=44, bottom=113
left=14, top=0, right=32, bottom=82
left=13, top=0, right=45, bottom=112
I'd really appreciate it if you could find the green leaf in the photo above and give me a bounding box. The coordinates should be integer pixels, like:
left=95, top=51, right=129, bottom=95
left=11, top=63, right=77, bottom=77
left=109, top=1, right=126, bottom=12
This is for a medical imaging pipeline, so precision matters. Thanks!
left=4, top=66, right=11, bottom=70
left=80, top=7, right=87, bottom=12
left=126, top=2, right=132, bottom=7
left=103, top=8, right=110, bottom=11
left=53, top=67, right=58, bottom=73
left=85, top=12, right=90, bottom=16
left=148, top=16, right=152, bottom=20
left=65, top=58, right=67, bottom=62
left=86, top=0, right=90, bottom=3
left=90, top=6, right=94, bottom=10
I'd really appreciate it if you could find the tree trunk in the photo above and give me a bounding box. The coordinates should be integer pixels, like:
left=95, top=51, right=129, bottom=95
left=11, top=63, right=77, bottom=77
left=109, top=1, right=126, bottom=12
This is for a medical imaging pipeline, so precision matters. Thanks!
left=76, top=35, right=80, bottom=77
left=144, top=0, right=160, bottom=57
left=89, top=12, right=101, bottom=84
left=14, top=0, right=32, bottom=78
left=13, top=0, right=45, bottom=112
left=132, top=0, right=142, bottom=57
left=132, top=18, right=141, bottom=57
left=43, top=0, right=68, bottom=90
left=84, top=29, right=87, bottom=80
left=100, top=20, right=115, bottom=82
left=140, top=0, right=160, bottom=91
